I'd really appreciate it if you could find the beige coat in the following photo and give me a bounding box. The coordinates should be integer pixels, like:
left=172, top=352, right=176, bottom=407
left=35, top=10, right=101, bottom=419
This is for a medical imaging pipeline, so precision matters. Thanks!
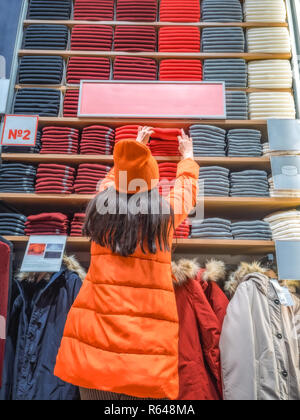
left=220, top=263, right=300, bottom=401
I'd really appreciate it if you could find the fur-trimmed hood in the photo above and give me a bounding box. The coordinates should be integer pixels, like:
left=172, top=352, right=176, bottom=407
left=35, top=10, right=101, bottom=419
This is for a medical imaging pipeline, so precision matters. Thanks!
left=17, top=254, right=86, bottom=283
left=225, top=261, right=300, bottom=298
left=172, top=258, right=226, bottom=286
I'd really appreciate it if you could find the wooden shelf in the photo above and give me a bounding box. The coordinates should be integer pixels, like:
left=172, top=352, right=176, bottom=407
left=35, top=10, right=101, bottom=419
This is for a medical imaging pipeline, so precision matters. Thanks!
left=23, top=20, right=289, bottom=29
left=27, top=117, right=269, bottom=135
left=15, top=84, right=293, bottom=94
left=1, top=194, right=299, bottom=217
left=4, top=236, right=275, bottom=255
left=1, top=154, right=271, bottom=170
left=18, top=50, right=292, bottom=61
left=33, top=117, right=271, bottom=137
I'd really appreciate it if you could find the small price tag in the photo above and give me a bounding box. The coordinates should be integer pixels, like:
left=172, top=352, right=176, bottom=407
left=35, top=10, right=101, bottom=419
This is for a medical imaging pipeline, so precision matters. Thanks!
left=271, top=279, right=294, bottom=307
left=1, top=114, right=38, bottom=146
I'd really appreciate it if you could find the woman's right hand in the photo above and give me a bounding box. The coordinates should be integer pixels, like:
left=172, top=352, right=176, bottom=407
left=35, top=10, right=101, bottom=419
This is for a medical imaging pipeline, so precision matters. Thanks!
left=136, top=126, right=154, bottom=145
left=178, top=129, right=194, bottom=160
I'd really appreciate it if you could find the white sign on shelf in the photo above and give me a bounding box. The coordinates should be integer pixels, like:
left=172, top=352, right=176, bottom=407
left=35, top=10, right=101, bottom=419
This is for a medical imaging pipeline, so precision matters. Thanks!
left=1, top=114, right=38, bottom=147
left=20, top=236, right=67, bottom=273
left=271, top=156, right=300, bottom=191
left=275, top=241, right=300, bottom=281
left=267, top=120, right=300, bottom=152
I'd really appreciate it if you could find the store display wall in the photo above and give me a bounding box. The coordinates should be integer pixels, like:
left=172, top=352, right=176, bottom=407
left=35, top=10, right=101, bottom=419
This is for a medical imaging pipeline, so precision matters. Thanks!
left=1, top=0, right=300, bottom=264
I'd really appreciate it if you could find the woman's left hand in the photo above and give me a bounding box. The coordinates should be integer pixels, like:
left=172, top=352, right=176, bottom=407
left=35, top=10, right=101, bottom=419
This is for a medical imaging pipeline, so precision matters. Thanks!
left=136, top=126, right=154, bottom=145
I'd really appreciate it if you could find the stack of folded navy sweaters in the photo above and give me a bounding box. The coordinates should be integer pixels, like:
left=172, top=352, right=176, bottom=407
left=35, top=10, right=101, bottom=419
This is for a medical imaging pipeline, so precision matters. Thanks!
left=27, top=0, right=72, bottom=19
left=2, top=131, right=42, bottom=154
left=18, top=56, right=64, bottom=85
left=0, top=163, right=36, bottom=193
left=0, top=213, right=27, bottom=236
left=14, top=88, right=61, bottom=117
left=23, top=25, right=69, bottom=50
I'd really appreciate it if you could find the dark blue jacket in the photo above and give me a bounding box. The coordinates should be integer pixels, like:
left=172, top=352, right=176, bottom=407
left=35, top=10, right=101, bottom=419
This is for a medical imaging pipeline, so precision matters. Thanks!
left=0, top=257, right=83, bottom=400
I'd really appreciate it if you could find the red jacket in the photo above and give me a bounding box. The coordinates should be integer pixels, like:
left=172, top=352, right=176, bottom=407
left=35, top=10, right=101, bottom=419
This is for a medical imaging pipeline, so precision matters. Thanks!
left=0, top=238, right=12, bottom=388
left=172, top=259, right=229, bottom=400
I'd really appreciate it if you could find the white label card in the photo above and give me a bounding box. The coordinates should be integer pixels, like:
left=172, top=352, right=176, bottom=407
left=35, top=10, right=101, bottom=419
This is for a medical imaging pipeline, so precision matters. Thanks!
left=271, top=279, right=294, bottom=307
left=20, top=236, right=67, bottom=273
left=1, top=114, right=38, bottom=146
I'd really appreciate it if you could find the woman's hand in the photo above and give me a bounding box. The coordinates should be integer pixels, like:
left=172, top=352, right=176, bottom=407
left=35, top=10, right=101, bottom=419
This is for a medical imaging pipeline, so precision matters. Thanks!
left=178, top=129, right=194, bottom=160
left=136, top=126, right=154, bottom=145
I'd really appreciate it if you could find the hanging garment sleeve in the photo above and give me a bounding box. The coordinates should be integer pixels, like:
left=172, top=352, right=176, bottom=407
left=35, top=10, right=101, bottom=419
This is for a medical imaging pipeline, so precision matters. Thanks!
left=220, top=283, right=257, bottom=400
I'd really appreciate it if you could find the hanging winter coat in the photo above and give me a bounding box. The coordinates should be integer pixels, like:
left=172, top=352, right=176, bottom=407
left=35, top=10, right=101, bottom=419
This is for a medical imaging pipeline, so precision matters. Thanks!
left=0, top=237, right=13, bottom=388
left=221, top=262, right=300, bottom=401
left=172, top=259, right=228, bottom=400
left=0, top=255, right=85, bottom=401
left=197, top=260, right=228, bottom=326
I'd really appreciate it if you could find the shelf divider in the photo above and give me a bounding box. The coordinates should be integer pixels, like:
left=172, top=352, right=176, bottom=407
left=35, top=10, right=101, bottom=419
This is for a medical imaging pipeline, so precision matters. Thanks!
left=4, top=236, right=276, bottom=255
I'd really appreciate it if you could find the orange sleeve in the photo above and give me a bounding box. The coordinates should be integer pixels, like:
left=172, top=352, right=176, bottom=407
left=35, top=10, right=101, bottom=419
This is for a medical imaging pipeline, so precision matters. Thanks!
left=98, top=167, right=115, bottom=192
left=166, top=158, right=199, bottom=228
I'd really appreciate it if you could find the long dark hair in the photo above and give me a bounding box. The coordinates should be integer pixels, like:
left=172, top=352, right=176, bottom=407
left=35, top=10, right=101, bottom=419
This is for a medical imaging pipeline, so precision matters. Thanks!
left=83, top=186, right=174, bottom=256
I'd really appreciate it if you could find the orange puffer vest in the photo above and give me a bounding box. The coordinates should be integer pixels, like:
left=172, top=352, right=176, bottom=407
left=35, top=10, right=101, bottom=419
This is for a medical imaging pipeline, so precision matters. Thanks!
left=54, top=159, right=199, bottom=399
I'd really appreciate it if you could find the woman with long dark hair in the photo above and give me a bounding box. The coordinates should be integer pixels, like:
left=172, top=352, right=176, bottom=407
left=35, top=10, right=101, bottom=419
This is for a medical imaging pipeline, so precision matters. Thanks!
left=55, top=126, right=199, bottom=400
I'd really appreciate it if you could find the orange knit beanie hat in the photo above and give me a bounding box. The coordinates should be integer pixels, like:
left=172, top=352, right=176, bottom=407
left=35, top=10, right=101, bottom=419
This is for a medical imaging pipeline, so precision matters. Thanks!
left=113, top=140, right=159, bottom=194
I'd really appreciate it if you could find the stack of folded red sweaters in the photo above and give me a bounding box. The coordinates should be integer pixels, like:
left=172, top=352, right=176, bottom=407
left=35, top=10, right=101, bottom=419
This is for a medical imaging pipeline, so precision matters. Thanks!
left=159, top=0, right=200, bottom=22
left=71, top=25, right=114, bottom=50
left=159, top=26, right=200, bottom=52
left=25, top=213, right=69, bottom=235
left=35, top=164, right=75, bottom=194
left=73, top=0, right=114, bottom=20
left=115, top=126, right=180, bottom=155
left=158, top=162, right=177, bottom=196
left=113, top=56, right=157, bottom=80
left=114, top=25, right=156, bottom=52
left=115, top=125, right=139, bottom=144
left=63, top=90, right=80, bottom=117
left=174, top=218, right=191, bottom=238
left=73, top=163, right=112, bottom=194
left=70, top=213, right=85, bottom=237
left=116, top=0, right=157, bottom=21
left=80, top=125, right=115, bottom=155
left=159, top=59, right=203, bottom=81
left=40, top=126, right=79, bottom=154
left=67, top=57, right=111, bottom=84
left=149, top=128, right=181, bottom=156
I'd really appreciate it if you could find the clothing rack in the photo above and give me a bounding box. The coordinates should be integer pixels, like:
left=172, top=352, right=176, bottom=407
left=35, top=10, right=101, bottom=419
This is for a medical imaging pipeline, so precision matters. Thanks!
left=1, top=0, right=300, bottom=258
